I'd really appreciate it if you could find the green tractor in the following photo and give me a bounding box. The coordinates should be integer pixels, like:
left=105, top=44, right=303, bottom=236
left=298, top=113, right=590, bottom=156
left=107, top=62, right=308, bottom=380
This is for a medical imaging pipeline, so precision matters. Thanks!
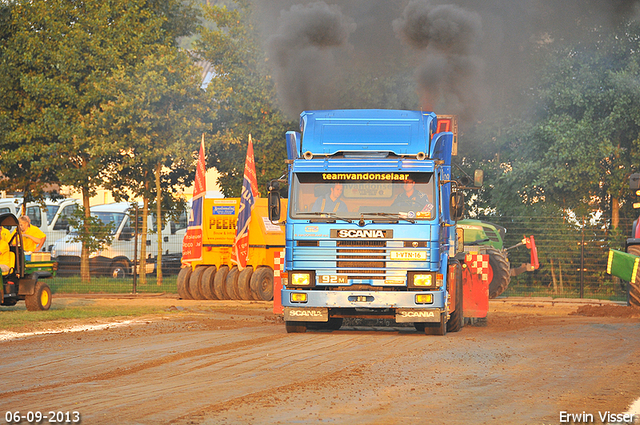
left=1, top=213, right=54, bottom=310
left=458, top=219, right=539, bottom=298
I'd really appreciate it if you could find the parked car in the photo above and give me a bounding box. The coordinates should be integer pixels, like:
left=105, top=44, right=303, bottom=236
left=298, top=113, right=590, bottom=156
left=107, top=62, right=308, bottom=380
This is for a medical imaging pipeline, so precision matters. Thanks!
left=52, top=202, right=187, bottom=277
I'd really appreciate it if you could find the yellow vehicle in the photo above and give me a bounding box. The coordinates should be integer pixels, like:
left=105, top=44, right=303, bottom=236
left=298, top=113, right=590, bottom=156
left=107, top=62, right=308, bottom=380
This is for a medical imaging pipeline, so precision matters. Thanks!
left=176, top=197, right=286, bottom=301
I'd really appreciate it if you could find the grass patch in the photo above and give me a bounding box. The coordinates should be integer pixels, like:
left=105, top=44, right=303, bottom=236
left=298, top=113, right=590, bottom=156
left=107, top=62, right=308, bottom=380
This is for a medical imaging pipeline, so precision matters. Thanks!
left=0, top=298, right=175, bottom=332
left=48, top=275, right=178, bottom=294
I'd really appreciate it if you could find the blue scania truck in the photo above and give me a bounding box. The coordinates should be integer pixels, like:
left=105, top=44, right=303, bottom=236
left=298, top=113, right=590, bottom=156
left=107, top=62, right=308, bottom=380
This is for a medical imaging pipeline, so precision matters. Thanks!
left=268, top=109, right=485, bottom=335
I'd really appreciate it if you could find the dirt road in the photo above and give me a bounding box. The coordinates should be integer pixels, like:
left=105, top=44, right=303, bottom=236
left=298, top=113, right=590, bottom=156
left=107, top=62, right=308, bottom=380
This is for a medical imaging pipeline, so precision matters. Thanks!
left=1, top=297, right=639, bottom=425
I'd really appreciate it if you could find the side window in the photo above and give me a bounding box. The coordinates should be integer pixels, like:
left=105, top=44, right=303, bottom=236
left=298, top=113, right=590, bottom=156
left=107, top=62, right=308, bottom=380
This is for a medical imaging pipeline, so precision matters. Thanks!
left=26, top=206, right=42, bottom=228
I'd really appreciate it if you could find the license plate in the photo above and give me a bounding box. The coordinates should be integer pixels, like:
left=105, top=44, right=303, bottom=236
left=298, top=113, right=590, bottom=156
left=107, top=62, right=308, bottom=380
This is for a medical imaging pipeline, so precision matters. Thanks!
left=390, top=251, right=427, bottom=261
left=318, top=275, right=348, bottom=284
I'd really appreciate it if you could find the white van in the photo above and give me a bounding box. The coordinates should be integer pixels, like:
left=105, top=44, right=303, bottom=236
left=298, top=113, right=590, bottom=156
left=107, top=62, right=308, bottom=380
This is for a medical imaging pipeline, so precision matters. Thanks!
left=51, top=202, right=188, bottom=277
left=0, top=198, right=79, bottom=251
left=24, top=198, right=80, bottom=252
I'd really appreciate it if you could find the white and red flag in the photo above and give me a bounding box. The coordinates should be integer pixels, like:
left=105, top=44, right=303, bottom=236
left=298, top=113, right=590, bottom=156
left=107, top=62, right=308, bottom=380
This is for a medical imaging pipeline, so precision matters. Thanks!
left=182, top=134, right=206, bottom=262
left=231, top=135, right=258, bottom=270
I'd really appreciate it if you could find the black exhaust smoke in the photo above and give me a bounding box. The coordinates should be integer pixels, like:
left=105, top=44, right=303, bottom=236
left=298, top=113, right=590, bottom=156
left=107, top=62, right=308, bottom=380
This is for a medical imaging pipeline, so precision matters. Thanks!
left=267, top=2, right=356, bottom=118
left=393, top=0, right=483, bottom=119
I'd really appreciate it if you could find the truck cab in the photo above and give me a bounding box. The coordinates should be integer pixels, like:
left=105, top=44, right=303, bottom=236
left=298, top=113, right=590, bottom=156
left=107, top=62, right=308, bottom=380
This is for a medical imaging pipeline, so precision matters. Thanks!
left=270, top=109, right=467, bottom=335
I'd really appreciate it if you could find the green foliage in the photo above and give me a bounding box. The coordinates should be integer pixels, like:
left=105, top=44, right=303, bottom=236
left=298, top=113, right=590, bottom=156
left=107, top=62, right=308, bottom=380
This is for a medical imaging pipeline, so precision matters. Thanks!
left=469, top=20, right=640, bottom=226
left=196, top=1, right=293, bottom=197
left=66, top=206, right=115, bottom=255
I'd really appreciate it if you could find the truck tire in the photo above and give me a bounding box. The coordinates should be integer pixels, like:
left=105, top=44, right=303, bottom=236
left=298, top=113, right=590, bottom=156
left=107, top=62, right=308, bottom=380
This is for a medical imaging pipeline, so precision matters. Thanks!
left=213, top=266, right=229, bottom=300
left=225, top=266, right=240, bottom=300
left=188, top=267, right=207, bottom=300
left=176, top=267, right=193, bottom=300
left=447, top=259, right=464, bottom=333
left=25, top=281, right=52, bottom=311
left=285, top=321, right=307, bottom=333
left=200, top=266, right=218, bottom=300
left=626, top=245, right=640, bottom=306
left=485, top=247, right=511, bottom=299
left=250, top=267, right=274, bottom=301
left=237, top=267, right=253, bottom=300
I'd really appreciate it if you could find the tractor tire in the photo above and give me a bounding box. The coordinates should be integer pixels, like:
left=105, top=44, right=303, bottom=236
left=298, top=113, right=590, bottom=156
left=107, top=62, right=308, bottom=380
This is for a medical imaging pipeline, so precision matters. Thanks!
left=225, top=266, right=240, bottom=300
left=176, top=267, right=193, bottom=300
left=447, top=259, right=464, bottom=333
left=486, top=247, right=511, bottom=299
left=626, top=245, right=640, bottom=307
left=237, top=266, right=254, bottom=300
left=25, top=281, right=52, bottom=311
left=251, top=267, right=274, bottom=301
left=213, top=266, right=229, bottom=300
left=285, top=321, right=307, bottom=333
left=200, top=266, right=218, bottom=300
left=188, top=267, right=207, bottom=300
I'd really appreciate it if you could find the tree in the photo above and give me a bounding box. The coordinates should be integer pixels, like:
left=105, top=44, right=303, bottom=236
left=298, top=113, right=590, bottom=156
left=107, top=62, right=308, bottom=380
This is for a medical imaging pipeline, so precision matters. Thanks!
left=0, top=0, right=200, bottom=281
left=195, top=1, right=292, bottom=197
left=483, top=20, right=640, bottom=227
left=100, top=45, right=208, bottom=285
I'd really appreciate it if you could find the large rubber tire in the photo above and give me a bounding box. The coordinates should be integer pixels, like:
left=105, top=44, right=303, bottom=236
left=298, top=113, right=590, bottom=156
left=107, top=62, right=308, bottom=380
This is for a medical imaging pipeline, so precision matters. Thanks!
left=213, top=266, right=229, bottom=299
left=626, top=245, right=640, bottom=306
left=447, top=259, right=464, bottom=333
left=225, top=266, right=240, bottom=300
left=250, top=267, right=274, bottom=301
left=200, top=266, right=218, bottom=300
left=188, top=267, right=207, bottom=300
left=285, top=321, right=307, bottom=333
left=486, top=247, right=511, bottom=299
left=237, top=267, right=254, bottom=300
left=25, top=281, right=52, bottom=311
left=424, top=312, right=447, bottom=336
left=176, top=267, right=193, bottom=300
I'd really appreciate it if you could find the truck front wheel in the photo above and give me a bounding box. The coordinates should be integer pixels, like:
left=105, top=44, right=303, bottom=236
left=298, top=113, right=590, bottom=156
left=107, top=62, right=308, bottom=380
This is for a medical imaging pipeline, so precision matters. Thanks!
left=25, top=281, right=52, bottom=311
left=447, top=259, right=464, bottom=333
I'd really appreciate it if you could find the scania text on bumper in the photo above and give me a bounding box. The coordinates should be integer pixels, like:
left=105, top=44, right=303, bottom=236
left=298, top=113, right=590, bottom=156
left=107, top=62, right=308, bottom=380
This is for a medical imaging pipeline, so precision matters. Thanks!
left=284, top=307, right=329, bottom=322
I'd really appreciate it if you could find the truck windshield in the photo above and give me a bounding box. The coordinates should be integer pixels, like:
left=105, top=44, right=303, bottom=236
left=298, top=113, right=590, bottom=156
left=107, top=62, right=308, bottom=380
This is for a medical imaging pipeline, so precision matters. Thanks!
left=290, top=172, right=436, bottom=220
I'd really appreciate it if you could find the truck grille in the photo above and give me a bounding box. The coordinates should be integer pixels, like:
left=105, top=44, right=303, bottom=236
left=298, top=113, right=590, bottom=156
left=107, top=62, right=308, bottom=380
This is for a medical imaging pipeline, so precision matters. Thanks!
left=336, top=240, right=386, bottom=280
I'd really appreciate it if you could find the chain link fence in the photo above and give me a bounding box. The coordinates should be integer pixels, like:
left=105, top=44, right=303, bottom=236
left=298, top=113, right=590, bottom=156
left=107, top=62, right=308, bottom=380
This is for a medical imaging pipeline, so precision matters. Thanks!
left=44, top=212, right=634, bottom=301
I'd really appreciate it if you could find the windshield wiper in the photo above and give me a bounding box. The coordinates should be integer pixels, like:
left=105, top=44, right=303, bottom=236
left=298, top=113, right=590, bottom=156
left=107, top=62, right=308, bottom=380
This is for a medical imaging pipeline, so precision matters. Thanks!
left=296, top=212, right=354, bottom=223
left=360, top=212, right=415, bottom=224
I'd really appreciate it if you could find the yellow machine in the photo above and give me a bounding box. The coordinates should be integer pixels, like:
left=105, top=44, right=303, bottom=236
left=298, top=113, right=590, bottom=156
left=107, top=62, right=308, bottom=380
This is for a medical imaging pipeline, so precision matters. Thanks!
left=177, top=197, right=286, bottom=301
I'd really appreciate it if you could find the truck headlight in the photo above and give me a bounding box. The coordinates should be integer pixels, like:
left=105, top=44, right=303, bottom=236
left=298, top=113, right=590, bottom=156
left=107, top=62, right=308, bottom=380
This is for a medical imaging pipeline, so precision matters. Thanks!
left=407, top=272, right=442, bottom=289
left=288, top=271, right=315, bottom=288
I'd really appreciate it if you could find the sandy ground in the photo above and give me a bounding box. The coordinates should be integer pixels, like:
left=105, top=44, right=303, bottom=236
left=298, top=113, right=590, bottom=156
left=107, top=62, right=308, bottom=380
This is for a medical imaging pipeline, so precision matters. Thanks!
left=1, top=296, right=639, bottom=425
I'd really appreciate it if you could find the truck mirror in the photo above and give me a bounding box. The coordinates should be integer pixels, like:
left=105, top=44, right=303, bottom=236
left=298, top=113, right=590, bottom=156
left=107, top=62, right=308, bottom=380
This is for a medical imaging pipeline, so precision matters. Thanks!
left=450, top=192, right=465, bottom=221
left=268, top=191, right=281, bottom=222
left=474, top=170, right=484, bottom=187
left=630, top=173, right=640, bottom=190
